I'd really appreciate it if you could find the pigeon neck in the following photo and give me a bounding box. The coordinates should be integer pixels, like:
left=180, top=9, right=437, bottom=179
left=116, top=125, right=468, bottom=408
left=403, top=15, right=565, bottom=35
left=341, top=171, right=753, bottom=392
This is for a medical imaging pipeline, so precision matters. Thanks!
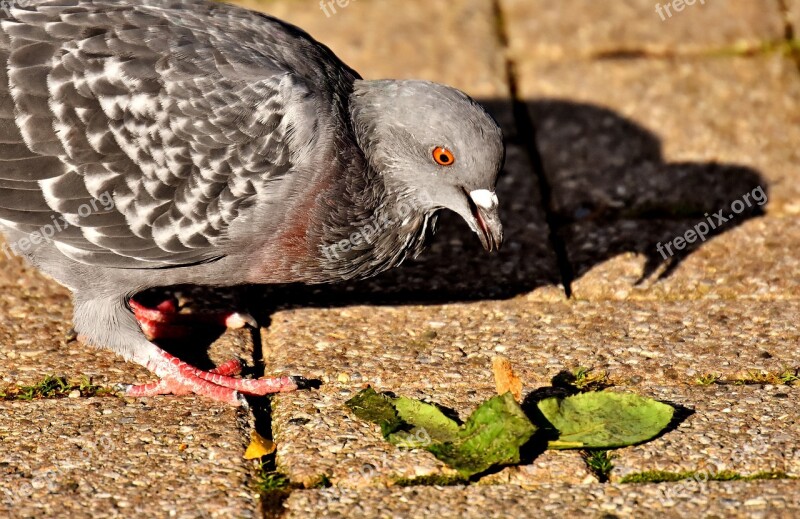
left=314, top=153, right=436, bottom=281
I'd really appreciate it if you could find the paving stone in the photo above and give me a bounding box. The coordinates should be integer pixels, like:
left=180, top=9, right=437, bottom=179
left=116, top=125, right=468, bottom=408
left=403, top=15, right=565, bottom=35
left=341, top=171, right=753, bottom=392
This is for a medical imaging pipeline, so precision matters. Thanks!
left=270, top=384, right=453, bottom=488
left=500, top=0, right=786, bottom=61
left=514, top=56, right=800, bottom=300
left=231, top=0, right=519, bottom=140
left=270, top=375, right=595, bottom=488
left=265, top=298, right=799, bottom=486
left=789, top=1, right=800, bottom=34
left=283, top=480, right=800, bottom=518
left=234, top=0, right=509, bottom=99
left=264, top=298, right=800, bottom=392
left=478, top=450, right=597, bottom=487
left=0, top=397, right=255, bottom=518
left=611, top=385, right=800, bottom=481
left=566, top=216, right=800, bottom=301
left=517, top=56, right=800, bottom=218
left=0, top=245, right=151, bottom=388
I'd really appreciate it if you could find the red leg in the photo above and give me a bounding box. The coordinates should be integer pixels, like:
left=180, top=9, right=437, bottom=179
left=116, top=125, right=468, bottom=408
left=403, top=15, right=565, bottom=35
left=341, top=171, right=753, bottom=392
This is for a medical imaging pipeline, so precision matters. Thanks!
left=124, top=359, right=242, bottom=398
left=211, top=359, right=244, bottom=377
left=129, top=297, right=257, bottom=341
left=123, top=349, right=297, bottom=405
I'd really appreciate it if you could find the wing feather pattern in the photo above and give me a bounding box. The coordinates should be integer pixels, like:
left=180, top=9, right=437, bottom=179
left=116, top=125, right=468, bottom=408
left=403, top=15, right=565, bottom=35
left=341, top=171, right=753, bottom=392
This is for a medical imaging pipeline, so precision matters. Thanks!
left=0, top=0, right=355, bottom=268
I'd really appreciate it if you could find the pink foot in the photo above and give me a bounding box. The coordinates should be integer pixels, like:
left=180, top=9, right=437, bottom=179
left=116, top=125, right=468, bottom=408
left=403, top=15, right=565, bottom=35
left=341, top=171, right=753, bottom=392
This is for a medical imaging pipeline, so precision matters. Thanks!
left=123, top=351, right=298, bottom=406
left=129, top=297, right=257, bottom=341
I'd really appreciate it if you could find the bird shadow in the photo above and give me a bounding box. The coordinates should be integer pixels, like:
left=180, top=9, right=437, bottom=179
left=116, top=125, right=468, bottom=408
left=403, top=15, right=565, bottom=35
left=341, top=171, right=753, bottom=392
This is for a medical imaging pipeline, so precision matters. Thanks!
left=140, top=99, right=768, bottom=368
left=248, top=98, right=766, bottom=305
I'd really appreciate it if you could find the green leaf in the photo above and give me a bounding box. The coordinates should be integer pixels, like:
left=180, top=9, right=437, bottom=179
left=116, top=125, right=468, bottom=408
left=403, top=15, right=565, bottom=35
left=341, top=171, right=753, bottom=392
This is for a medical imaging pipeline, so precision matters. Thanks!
left=428, top=393, right=537, bottom=477
left=389, top=397, right=460, bottom=446
left=345, top=389, right=537, bottom=478
left=537, top=392, right=674, bottom=449
left=344, top=387, right=404, bottom=436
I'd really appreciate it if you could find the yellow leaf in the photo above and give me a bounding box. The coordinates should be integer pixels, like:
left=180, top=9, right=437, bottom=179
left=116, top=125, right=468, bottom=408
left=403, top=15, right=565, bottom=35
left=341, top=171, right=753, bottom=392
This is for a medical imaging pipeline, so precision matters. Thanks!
left=244, top=431, right=276, bottom=459
left=492, top=356, right=522, bottom=402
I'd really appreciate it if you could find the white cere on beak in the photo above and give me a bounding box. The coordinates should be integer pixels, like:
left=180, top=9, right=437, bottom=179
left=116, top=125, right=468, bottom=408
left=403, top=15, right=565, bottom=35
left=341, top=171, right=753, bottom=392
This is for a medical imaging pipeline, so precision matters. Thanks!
left=469, top=189, right=499, bottom=210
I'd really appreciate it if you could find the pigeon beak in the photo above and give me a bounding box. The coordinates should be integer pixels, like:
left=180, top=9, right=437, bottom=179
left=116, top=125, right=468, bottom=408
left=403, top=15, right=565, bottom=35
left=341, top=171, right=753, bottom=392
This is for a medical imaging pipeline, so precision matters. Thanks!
left=467, top=189, right=503, bottom=252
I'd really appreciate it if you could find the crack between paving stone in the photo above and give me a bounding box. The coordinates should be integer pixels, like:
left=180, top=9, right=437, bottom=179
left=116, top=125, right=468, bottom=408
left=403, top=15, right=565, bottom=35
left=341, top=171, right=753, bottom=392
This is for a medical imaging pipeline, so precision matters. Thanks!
left=777, top=0, right=800, bottom=73
left=245, top=326, right=294, bottom=519
left=491, top=0, right=575, bottom=299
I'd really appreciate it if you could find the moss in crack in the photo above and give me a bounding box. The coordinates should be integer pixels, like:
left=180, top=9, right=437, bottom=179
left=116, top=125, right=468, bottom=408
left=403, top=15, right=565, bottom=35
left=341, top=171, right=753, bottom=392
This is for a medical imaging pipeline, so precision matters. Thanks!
left=694, top=374, right=720, bottom=386
left=393, top=474, right=468, bottom=487
left=729, top=369, right=799, bottom=386
left=553, top=367, right=613, bottom=392
left=692, top=369, right=799, bottom=387
left=704, top=39, right=800, bottom=58
left=255, top=454, right=300, bottom=519
left=0, top=376, right=110, bottom=401
left=582, top=450, right=614, bottom=483
left=308, top=474, right=332, bottom=489
left=255, top=468, right=292, bottom=493
left=620, top=470, right=793, bottom=484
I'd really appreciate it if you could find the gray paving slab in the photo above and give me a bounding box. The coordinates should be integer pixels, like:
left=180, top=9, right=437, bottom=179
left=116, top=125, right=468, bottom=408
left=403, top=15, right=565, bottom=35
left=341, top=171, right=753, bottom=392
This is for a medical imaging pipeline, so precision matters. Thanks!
left=517, top=56, right=800, bottom=219
left=264, top=298, right=800, bottom=394
left=566, top=216, right=800, bottom=301
left=788, top=1, right=800, bottom=35
left=235, top=0, right=509, bottom=98
left=0, top=397, right=255, bottom=518
left=283, top=480, right=800, bottom=518
left=266, top=298, right=800, bottom=487
left=500, top=0, right=786, bottom=61
left=610, top=385, right=800, bottom=481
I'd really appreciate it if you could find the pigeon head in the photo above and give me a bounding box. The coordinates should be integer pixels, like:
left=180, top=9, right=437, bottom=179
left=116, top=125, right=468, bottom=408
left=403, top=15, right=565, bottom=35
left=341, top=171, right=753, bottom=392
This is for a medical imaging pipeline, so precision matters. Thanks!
left=350, top=80, right=505, bottom=251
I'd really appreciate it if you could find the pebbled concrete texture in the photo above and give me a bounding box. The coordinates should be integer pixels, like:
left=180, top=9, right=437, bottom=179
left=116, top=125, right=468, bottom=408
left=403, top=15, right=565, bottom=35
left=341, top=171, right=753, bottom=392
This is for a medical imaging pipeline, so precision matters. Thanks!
left=789, top=1, right=800, bottom=35
left=500, top=0, right=786, bottom=61
left=609, top=385, right=800, bottom=481
left=282, top=480, right=800, bottom=518
left=565, top=216, right=800, bottom=301
left=236, top=0, right=510, bottom=99
left=263, top=299, right=800, bottom=392
left=0, top=397, right=256, bottom=518
left=0, top=275, right=262, bottom=388
left=265, top=298, right=800, bottom=487
left=516, top=56, right=800, bottom=219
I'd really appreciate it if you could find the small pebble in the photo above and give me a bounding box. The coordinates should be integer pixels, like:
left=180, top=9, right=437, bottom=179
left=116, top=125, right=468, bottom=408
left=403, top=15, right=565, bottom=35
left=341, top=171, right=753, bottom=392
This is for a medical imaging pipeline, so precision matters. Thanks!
left=67, top=389, right=81, bottom=399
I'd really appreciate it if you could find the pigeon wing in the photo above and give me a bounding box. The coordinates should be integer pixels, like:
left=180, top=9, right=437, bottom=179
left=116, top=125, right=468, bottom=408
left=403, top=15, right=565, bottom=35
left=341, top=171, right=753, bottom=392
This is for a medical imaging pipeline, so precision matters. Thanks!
left=0, top=0, right=354, bottom=268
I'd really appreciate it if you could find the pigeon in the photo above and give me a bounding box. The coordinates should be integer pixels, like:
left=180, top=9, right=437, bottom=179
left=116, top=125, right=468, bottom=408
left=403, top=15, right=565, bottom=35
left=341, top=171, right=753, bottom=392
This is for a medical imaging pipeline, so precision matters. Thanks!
left=0, top=0, right=504, bottom=405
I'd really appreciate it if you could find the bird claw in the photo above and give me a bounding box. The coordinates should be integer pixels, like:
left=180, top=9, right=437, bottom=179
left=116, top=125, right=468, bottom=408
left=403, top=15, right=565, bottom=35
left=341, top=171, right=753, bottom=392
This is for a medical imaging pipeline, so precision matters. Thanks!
left=123, top=353, right=297, bottom=405
left=224, top=312, right=258, bottom=329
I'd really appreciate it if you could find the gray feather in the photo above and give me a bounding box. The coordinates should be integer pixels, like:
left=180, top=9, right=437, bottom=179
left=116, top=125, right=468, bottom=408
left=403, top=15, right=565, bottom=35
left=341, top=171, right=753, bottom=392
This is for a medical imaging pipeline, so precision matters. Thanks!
left=0, top=0, right=355, bottom=268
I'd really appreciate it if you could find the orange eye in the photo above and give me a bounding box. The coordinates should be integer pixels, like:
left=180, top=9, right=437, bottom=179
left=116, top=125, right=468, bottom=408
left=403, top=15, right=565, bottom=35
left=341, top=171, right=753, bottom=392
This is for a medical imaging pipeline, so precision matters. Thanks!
left=432, top=147, right=455, bottom=166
